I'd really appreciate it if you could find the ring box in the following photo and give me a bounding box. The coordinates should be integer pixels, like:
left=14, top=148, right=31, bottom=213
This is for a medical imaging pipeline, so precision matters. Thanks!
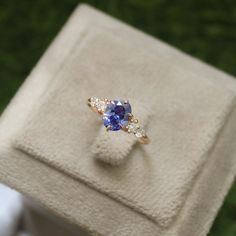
left=0, top=4, right=236, bottom=236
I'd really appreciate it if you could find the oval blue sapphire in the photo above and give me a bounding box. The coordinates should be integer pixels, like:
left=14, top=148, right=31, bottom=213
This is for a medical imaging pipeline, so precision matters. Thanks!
left=103, top=100, right=132, bottom=131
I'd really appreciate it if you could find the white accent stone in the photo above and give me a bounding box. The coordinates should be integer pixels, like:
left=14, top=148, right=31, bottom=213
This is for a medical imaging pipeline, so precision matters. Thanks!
left=90, top=97, right=107, bottom=113
left=127, top=122, right=146, bottom=138
left=127, top=123, right=139, bottom=134
left=135, top=128, right=146, bottom=138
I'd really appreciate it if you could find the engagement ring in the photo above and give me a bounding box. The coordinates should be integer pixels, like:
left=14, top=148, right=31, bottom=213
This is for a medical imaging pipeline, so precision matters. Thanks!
left=88, top=97, right=150, bottom=144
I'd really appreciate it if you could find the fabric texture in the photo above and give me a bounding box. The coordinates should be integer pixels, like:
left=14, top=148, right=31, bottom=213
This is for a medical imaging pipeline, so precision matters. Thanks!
left=14, top=5, right=236, bottom=227
left=23, top=199, right=89, bottom=236
left=0, top=4, right=235, bottom=236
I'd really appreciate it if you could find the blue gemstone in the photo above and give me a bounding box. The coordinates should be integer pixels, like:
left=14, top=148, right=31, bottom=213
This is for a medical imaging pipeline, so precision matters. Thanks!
left=103, top=100, right=132, bottom=131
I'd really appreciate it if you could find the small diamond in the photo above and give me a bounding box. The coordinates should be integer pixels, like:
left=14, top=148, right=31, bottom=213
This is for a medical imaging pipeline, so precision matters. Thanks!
left=127, top=122, right=146, bottom=138
left=90, top=97, right=98, bottom=106
left=135, top=128, right=146, bottom=138
left=90, top=97, right=107, bottom=113
left=127, top=123, right=140, bottom=134
left=97, top=101, right=106, bottom=112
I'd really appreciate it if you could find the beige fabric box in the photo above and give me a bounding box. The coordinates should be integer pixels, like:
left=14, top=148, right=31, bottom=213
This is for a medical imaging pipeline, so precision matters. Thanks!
left=0, top=4, right=236, bottom=236
left=22, top=198, right=90, bottom=236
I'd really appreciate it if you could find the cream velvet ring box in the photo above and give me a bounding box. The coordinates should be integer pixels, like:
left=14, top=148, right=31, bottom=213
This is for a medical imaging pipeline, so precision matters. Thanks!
left=0, top=4, right=236, bottom=236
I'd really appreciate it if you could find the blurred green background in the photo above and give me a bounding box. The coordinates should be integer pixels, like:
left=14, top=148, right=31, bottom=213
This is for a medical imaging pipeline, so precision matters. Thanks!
left=0, top=0, right=236, bottom=235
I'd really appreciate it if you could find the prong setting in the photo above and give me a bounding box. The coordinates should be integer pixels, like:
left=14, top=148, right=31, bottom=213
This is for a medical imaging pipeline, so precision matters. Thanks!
left=106, top=125, right=112, bottom=131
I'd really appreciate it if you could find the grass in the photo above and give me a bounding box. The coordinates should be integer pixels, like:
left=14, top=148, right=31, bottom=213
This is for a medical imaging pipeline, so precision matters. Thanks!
left=0, top=0, right=236, bottom=235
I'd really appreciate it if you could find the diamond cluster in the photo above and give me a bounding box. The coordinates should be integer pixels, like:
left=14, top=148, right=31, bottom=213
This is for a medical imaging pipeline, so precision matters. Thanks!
left=89, top=97, right=107, bottom=113
left=126, top=121, right=146, bottom=138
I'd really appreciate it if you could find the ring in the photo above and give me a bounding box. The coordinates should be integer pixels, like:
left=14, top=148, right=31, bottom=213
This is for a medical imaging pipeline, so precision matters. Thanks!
left=88, top=97, right=150, bottom=144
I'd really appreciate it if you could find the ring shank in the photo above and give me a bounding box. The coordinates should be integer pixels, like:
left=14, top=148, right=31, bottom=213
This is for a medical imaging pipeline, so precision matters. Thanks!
left=139, top=135, right=150, bottom=144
